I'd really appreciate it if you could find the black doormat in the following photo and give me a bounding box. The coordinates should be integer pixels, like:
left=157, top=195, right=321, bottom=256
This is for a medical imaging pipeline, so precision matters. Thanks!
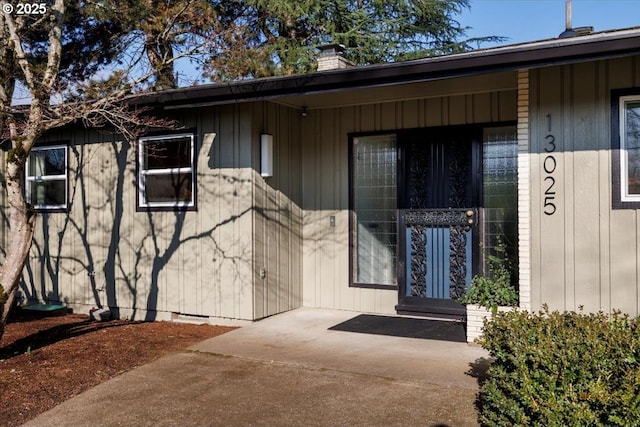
left=329, top=314, right=466, bottom=343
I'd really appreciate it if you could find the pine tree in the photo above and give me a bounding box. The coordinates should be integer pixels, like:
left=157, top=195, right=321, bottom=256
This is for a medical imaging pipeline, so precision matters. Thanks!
left=206, top=0, right=502, bottom=80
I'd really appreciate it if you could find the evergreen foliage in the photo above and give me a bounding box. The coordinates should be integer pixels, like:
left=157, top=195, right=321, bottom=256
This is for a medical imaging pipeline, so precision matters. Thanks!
left=479, top=308, right=640, bottom=426
left=207, top=0, right=504, bottom=80
left=3, top=1, right=500, bottom=91
left=457, top=240, right=518, bottom=313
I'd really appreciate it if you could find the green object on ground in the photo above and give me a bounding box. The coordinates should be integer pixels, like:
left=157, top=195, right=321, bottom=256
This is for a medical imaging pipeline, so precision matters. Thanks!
left=19, top=303, right=67, bottom=316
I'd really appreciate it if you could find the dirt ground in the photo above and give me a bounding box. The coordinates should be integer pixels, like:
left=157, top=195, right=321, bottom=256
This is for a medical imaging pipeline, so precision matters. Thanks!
left=0, top=310, right=236, bottom=427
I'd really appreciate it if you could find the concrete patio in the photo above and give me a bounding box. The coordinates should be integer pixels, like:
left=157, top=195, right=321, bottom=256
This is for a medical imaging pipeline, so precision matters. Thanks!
left=23, top=308, right=490, bottom=427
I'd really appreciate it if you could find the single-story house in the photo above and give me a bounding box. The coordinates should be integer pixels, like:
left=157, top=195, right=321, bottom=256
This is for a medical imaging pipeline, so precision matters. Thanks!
left=13, top=26, right=640, bottom=324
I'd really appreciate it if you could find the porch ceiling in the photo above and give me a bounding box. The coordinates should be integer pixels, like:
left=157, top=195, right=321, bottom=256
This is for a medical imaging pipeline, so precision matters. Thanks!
left=271, top=71, right=518, bottom=110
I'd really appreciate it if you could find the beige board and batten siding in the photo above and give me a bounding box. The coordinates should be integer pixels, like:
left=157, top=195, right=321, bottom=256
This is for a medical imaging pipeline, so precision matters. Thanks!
left=251, top=102, right=303, bottom=319
left=24, top=103, right=302, bottom=321
left=301, top=73, right=518, bottom=314
left=529, top=55, right=640, bottom=316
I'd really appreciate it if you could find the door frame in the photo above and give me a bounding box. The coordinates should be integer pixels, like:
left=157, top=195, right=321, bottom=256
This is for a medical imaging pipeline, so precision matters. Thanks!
left=394, top=125, right=483, bottom=317
left=347, top=122, right=518, bottom=310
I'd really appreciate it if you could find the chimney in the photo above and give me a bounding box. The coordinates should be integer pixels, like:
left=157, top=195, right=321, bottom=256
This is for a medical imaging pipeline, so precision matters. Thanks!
left=316, top=44, right=354, bottom=71
left=559, top=1, right=593, bottom=38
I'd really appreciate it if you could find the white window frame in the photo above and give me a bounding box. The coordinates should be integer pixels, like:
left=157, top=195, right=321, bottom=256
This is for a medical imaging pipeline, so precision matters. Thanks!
left=619, top=95, right=640, bottom=202
left=25, top=145, right=68, bottom=211
left=138, top=133, right=195, bottom=209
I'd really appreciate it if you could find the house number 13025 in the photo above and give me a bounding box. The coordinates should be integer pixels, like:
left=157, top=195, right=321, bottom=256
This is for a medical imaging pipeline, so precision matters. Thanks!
left=544, top=114, right=557, bottom=216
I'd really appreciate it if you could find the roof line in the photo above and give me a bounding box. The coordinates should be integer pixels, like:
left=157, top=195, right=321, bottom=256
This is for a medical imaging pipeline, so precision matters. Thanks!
left=129, top=27, right=640, bottom=108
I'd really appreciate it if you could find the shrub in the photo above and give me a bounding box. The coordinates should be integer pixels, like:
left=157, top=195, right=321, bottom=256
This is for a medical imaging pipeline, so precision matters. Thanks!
left=458, top=275, right=518, bottom=313
left=477, top=307, right=640, bottom=426
left=457, top=240, right=518, bottom=313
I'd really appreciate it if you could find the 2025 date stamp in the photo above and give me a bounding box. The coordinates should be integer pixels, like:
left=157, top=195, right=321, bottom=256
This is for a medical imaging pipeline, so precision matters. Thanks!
left=2, top=2, right=48, bottom=15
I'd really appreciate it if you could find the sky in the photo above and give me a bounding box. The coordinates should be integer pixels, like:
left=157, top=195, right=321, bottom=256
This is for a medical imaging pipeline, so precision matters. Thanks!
left=174, top=1, right=640, bottom=85
left=11, top=0, right=640, bottom=103
left=459, top=0, right=640, bottom=48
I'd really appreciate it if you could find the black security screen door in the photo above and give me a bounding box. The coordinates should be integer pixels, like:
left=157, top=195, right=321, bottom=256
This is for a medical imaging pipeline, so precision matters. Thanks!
left=396, top=127, right=481, bottom=317
left=350, top=125, right=517, bottom=315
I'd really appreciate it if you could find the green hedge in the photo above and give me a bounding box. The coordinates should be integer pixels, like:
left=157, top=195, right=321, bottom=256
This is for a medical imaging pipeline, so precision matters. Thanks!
left=478, top=307, right=640, bottom=426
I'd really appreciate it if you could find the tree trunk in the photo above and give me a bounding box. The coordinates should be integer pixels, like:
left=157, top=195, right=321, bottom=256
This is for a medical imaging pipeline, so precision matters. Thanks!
left=0, top=159, right=37, bottom=342
left=145, top=31, right=176, bottom=91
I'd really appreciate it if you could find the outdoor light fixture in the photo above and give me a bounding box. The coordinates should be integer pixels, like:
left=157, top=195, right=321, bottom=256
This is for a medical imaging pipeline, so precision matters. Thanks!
left=261, top=133, right=273, bottom=177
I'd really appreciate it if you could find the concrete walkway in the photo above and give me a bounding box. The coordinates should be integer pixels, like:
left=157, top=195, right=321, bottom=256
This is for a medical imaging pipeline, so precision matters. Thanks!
left=23, top=308, right=490, bottom=427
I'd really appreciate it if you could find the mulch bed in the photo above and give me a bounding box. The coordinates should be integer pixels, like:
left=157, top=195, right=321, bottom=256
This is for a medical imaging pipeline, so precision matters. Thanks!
left=0, top=311, right=236, bottom=427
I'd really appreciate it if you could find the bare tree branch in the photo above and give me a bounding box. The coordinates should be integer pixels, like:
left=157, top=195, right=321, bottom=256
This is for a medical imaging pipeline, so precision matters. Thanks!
left=0, top=1, right=186, bottom=341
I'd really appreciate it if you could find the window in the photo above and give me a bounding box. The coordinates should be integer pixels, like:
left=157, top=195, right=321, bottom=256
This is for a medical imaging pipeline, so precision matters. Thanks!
left=25, top=145, right=68, bottom=211
left=617, top=94, right=640, bottom=206
left=138, top=133, right=195, bottom=209
left=611, top=90, right=640, bottom=208
left=350, top=133, right=397, bottom=288
left=482, top=126, right=518, bottom=281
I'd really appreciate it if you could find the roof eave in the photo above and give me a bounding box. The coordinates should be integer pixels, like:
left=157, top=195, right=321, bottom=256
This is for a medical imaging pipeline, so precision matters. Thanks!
left=129, top=29, right=640, bottom=109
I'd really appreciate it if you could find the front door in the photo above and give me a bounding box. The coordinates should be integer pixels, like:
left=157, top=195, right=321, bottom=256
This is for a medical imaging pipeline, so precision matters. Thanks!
left=396, top=128, right=480, bottom=317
